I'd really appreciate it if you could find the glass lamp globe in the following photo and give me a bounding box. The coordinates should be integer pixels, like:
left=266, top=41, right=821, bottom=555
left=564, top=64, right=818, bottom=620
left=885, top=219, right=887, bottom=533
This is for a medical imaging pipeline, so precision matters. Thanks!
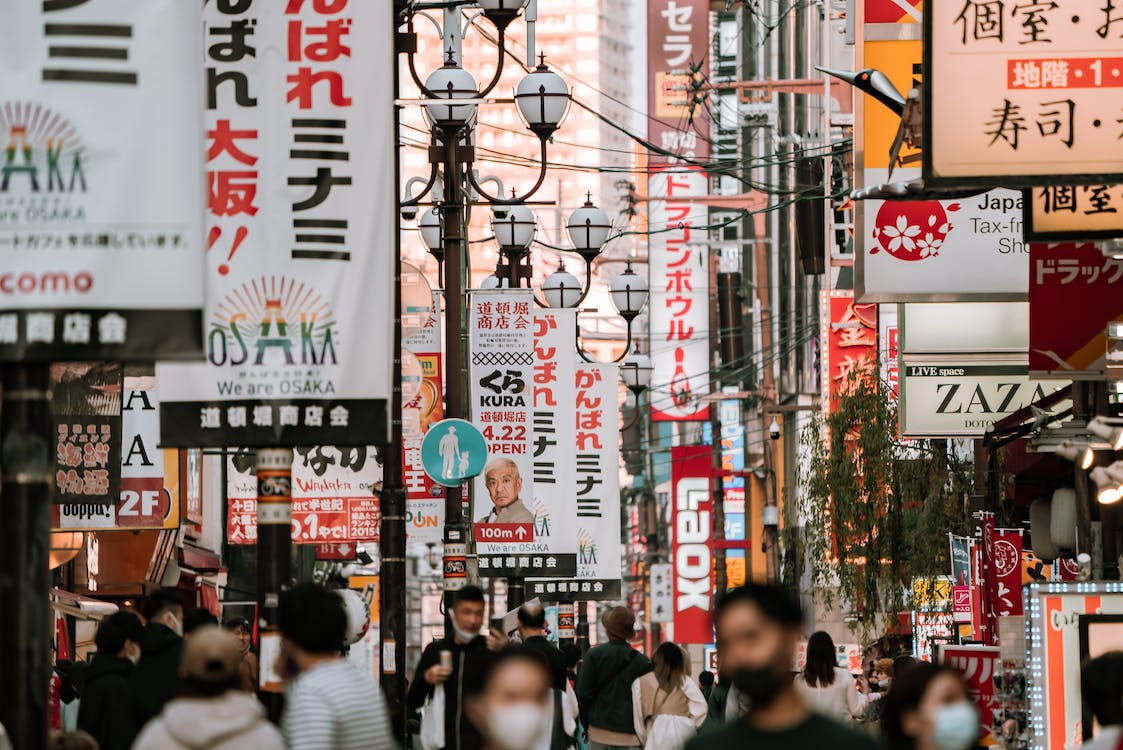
left=542, top=265, right=582, bottom=308
left=621, top=353, right=653, bottom=394
left=480, top=274, right=509, bottom=290
left=609, top=262, right=648, bottom=321
left=515, top=56, right=570, bottom=139
left=492, top=204, right=537, bottom=250
left=566, top=196, right=612, bottom=264
left=419, top=208, right=441, bottom=252
left=424, top=56, right=478, bottom=129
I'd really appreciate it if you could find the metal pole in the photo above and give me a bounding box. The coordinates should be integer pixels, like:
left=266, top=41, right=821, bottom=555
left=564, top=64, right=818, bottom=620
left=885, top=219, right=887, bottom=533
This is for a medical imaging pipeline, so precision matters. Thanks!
left=504, top=249, right=526, bottom=611
left=0, top=363, right=52, bottom=749
left=709, top=255, right=728, bottom=594
left=255, top=447, right=292, bottom=722
left=380, top=24, right=409, bottom=730
left=576, top=601, right=590, bottom=656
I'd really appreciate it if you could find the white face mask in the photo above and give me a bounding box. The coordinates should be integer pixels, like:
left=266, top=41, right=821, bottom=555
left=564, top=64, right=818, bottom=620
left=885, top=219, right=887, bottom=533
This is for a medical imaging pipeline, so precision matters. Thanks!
left=877, top=678, right=890, bottom=689
left=165, top=613, right=184, bottom=638
left=126, top=643, right=141, bottom=665
left=929, top=701, right=978, bottom=750
left=486, top=702, right=548, bottom=750
left=452, top=621, right=476, bottom=644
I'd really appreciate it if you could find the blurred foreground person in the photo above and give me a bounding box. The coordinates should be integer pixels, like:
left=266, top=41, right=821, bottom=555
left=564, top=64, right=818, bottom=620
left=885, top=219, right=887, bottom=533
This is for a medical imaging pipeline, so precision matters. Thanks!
left=880, top=662, right=978, bottom=750
left=631, top=642, right=706, bottom=750
left=1078, top=651, right=1123, bottom=749
left=697, top=671, right=714, bottom=702
left=223, top=616, right=258, bottom=692
left=576, top=606, right=652, bottom=750
left=46, top=730, right=98, bottom=750
left=181, top=609, right=218, bottom=635
left=130, top=590, right=185, bottom=727
left=132, top=626, right=283, bottom=750
left=793, top=631, right=866, bottom=722
left=684, top=586, right=879, bottom=750
left=278, top=582, right=395, bottom=749
left=467, top=648, right=555, bottom=750
left=77, top=610, right=143, bottom=750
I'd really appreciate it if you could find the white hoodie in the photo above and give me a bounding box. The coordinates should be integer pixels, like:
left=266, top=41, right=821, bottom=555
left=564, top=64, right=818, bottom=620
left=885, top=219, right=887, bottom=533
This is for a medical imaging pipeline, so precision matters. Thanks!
left=133, top=690, right=284, bottom=750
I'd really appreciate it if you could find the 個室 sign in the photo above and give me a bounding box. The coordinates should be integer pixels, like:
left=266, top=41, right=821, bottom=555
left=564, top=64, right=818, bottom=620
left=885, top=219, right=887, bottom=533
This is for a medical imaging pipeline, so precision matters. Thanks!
left=1025, top=183, right=1123, bottom=240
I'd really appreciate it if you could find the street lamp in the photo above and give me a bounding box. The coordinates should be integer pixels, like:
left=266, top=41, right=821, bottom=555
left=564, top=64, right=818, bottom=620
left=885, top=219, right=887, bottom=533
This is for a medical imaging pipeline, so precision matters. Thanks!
left=609, top=261, right=649, bottom=323
left=541, top=264, right=582, bottom=309
left=567, top=195, right=613, bottom=266
left=515, top=54, right=571, bottom=140
left=423, top=53, right=479, bottom=131
left=621, top=353, right=653, bottom=397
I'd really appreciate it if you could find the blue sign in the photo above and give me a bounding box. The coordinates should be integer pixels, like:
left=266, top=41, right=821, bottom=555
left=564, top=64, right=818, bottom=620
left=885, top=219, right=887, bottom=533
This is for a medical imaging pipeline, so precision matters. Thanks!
left=421, top=418, right=488, bottom=487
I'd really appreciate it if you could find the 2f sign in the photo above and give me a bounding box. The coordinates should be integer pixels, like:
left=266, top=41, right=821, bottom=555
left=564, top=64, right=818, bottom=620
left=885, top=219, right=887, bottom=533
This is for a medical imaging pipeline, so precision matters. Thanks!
left=673, top=477, right=713, bottom=643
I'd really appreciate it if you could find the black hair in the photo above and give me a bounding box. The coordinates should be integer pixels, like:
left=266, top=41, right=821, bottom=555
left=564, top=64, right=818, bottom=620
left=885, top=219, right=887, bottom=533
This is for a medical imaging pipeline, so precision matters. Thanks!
left=561, top=643, right=582, bottom=670
left=183, top=609, right=218, bottom=635
left=224, top=616, right=251, bottom=633
left=803, top=631, right=838, bottom=688
left=893, top=654, right=919, bottom=680
left=653, top=641, right=686, bottom=691
left=1082, top=651, right=1123, bottom=727
left=142, top=589, right=184, bottom=623
left=454, top=585, right=485, bottom=606
left=714, top=584, right=802, bottom=628
left=880, top=662, right=965, bottom=750
left=517, top=603, right=546, bottom=629
left=278, top=582, right=346, bottom=655
left=95, top=611, right=143, bottom=655
left=698, top=670, right=714, bottom=687
left=477, top=646, right=551, bottom=697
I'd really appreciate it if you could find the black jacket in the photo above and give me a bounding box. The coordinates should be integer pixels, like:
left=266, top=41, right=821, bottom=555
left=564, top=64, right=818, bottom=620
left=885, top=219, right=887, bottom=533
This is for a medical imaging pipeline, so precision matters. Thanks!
left=128, top=622, right=183, bottom=728
left=522, top=635, right=567, bottom=691
left=408, top=636, right=496, bottom=750
left=77, top=654, right=137, bottom=750
left=575, top=640, right=652, bottom=735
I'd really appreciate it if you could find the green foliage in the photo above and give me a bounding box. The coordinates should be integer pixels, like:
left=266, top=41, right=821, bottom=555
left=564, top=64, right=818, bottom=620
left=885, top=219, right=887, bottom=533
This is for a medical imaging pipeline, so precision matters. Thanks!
left=798, top=372, right=972, bottom=640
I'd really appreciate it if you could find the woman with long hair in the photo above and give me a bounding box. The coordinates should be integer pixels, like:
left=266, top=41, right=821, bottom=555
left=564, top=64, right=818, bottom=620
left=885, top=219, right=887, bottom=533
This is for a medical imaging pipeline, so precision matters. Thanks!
left=879, top=661, right=978, bottom=750
left=793, top=631, right=867, bottom=721
left=631, top=642, right=706, bottom=750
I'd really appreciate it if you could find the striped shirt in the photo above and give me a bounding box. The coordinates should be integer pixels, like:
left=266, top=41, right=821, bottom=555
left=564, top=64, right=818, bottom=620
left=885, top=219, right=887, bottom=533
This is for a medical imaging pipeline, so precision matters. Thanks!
left=281, top=658, right=396, bottom=750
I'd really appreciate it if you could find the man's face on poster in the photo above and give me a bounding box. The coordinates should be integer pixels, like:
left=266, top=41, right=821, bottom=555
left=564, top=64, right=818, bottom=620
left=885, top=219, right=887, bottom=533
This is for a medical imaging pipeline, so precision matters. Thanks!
left=486, top=466, right=522, bottom=509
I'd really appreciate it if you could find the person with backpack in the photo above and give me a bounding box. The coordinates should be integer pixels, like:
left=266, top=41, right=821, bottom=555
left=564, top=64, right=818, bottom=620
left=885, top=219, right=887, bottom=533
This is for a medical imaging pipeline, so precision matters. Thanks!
left=575, top=606, right=652, bottom=750
left=631, top=642, right=706, bottom=750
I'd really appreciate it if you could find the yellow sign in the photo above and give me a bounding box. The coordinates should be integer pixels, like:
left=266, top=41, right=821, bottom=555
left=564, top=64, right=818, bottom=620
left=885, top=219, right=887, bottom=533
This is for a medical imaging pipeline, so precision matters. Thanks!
left=862, top=40, right=921, bottom=171
left=1027, top=185, right=1123, bottom=240
left=913, top=576, right=952, bottom=607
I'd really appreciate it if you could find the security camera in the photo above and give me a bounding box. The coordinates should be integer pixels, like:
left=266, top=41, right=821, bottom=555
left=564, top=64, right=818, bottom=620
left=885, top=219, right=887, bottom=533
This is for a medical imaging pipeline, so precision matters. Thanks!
left=400, top=205, right=418, bottom=221
left=768, top=417, right=781, bottom=441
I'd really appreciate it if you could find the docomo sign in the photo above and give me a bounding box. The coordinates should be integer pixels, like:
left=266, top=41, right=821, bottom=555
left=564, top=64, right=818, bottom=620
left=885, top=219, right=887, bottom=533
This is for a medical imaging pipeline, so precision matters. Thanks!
left=0, top=271, right=93, bottom=295
left=671, top=452, right=713, bottom=644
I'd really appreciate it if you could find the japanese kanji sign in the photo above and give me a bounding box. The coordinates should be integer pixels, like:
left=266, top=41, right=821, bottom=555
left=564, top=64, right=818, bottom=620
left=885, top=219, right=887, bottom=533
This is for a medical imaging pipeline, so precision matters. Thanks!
left=1026, top=183, right=1123, bottom=239
left=647, top=0, right=710, bottom=422
left=528, top=363, right=622, bottom=601
left=52, top=367, right=179, bottom=530
left=157, top=0, right=394, bottom=447
left=1030, top=241, right=1123, bottom=376
left=403, top=295, right=445, bottom=542
left=821, top=292, right=878, bottom=414
left=50, top=362, right=122, bottom=506
left=1, top=0, right=205, bottom=361
left=925, top=0, right=1123, bottom=187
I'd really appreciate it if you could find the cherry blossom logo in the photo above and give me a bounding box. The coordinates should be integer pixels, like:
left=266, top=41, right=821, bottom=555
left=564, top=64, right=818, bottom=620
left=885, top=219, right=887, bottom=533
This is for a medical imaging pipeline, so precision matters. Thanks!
left=870, top=200, right=960, bottom=262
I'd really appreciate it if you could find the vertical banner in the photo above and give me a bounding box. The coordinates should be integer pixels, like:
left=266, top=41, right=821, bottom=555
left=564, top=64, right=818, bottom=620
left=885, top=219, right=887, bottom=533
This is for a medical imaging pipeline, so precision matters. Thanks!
left=821, top=291, right=878, bottom=414
left=226, top=452, right=257, bottom=544
left=1, top=0, right=205, bottom=361
left=529, top=363, right=622, bottom=600
left=672, top=446, right=713, bottom=644
left=157, top=1, right=394, bottom=447
left=53, top=367, right=179, bottom=530
left=51, top=363, right=123, bottom=506
left=981, top=513, right=998, bottom=645
left=647, top=0, right=710, bottom=422
left=992, top=530, right=1024, bottom=617
left=403, top=294, right=444, bottom=542
left=650, top=563, right=674, bottom=623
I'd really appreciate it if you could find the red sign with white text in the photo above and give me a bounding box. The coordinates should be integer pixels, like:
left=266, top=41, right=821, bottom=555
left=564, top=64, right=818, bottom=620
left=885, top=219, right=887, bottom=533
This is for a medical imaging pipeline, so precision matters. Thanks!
left=822, top=292, right=879, bottom=414
left=941, top=645, right=999, bottom=743
left=992, top=530, right=1024, bottom=616
left=671, top=446, right=713, bottom=644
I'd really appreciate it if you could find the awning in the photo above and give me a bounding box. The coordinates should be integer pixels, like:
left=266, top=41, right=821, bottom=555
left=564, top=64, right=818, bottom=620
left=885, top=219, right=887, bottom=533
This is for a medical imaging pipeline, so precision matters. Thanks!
left=50, top=588, right=118, bottom=620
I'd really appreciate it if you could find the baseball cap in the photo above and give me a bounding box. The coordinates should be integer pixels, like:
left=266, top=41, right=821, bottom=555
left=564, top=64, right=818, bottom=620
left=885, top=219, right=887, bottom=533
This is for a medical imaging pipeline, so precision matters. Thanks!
left=180, top=625, right=242, bottom=682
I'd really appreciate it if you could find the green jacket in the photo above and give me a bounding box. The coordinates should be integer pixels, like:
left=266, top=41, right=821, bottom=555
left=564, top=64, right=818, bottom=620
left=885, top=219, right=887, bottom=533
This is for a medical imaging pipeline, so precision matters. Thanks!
left=575, top=640, right=652, bottom=735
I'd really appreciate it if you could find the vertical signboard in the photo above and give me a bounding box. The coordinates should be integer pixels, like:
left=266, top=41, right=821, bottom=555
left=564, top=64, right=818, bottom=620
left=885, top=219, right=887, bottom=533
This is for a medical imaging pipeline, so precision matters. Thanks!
left=821, top=292, right=878, bottom=414
left=403, top=295, right=444, bottom=542
left=671, top=446, right=713, bottom=644
left=1, top=0, right=205, bottom=361
left=650, top=563, right=674, bottom=623
left=647, top=0, right=710, bottom=422
left=1029, top=242, right=1123, bottom=377
left=528, top=363, right=622, bottom=600
left=991, top=529, right=1024, bottom=617
left=940, top=645, right=1001, bottom=744
left=51, top=363, right=123, bottom=505
left=157, top=1, right=394, bottom=447
left=925, top=1, right=1123, bottom=186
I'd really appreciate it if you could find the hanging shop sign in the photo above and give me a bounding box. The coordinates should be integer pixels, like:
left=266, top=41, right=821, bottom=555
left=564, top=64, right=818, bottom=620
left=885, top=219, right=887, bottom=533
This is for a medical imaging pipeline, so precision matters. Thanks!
left=647, top=0, right=710, bottom=423
left=899, top=360, right=1068, bottom=438
left=50, top=362, right=123, bottom=506
left=528, top=363, right=623, bottom=601
left=650, top=563, right=674, bottom=624
left=1025, top=183, right=1123, bottom=240
left=990, top=529, right=1025, bottom=617
left=671, top=446, right=714, bottom=644
left=924, top=1, right=1123, bottom=188
left=1029, top=242, right=1123, bottom=377
left=899, top=302, right=1029, bottom=355
left=856, top=35, right=1028, bottom=302
left=402, top=292, right=444, bottom=543
left=821, top=291, right=878, bottom=415
left=157, top=0, right=394, bottom=447
left=0, top=0, right=205, bottom=362
left=53, top=368, right=179, bottom=530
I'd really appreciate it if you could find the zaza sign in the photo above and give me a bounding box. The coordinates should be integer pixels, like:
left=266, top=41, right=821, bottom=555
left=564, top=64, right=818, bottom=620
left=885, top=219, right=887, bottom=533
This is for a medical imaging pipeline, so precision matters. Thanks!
left=899, top=361, right=1068, bottom=438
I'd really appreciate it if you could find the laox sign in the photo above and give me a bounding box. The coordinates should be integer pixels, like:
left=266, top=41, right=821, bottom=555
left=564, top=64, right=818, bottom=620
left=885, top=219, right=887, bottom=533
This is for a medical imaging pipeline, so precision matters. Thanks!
left=671, top=461, right=713, bottom=644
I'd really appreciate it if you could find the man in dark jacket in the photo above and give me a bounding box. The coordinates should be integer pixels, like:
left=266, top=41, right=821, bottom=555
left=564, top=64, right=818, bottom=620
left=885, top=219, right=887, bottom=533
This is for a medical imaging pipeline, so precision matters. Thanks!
left=78, top=611, right=144, bottom=750
left=517, top=602, right=566, bottom=690
left=129, top=589, right=185, bottom=728
left=575, top=606, right=652, bottom=750
left=408, top=585, right=501, bottom=750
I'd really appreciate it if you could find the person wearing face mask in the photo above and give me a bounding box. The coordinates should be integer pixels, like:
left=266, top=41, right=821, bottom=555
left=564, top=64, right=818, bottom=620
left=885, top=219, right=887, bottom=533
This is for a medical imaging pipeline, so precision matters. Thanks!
left=575, top=606, right=653, bottom=750
left=77, top=610, right=144, bottom=750
left=1076, top=651, right=1123, bottom=749
left=468, top=647, right=557, bottom=750
left=879, top=662, right=979, bottom=750
left=684, top=585, right=880, bottom=750
left=793, top=631, right=867, bottom=722
left=129, top=589, right=186, bottom=729
left=409, top=585, right=503, bottom=750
